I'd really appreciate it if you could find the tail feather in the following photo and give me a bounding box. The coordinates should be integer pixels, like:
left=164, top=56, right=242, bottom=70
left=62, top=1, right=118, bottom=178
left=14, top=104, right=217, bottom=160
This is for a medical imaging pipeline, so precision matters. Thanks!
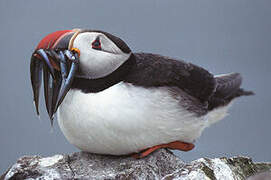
left=234, top=88, right=254, bottom=97
left=208, top=73, right=254, bottom=111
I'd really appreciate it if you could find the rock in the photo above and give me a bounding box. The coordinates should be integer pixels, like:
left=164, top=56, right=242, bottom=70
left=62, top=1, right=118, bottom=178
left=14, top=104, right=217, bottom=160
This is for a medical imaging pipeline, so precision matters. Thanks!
left=1, top=149, right=271, bottom=180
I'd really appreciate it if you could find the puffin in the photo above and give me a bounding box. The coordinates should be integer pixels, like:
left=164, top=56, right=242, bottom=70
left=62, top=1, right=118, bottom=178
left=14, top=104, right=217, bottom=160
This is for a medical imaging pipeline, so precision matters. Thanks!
left=30, top=29, right=253, bottom=158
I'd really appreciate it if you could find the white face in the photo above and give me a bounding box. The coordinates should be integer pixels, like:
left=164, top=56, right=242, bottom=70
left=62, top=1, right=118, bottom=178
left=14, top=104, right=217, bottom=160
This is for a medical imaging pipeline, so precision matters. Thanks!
left=72, top=32, right=131, bottom=79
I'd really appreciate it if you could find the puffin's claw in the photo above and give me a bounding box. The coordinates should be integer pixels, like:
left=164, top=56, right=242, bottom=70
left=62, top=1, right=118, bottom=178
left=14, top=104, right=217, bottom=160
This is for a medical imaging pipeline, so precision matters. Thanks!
left=132, top=141, right=195, bottom=159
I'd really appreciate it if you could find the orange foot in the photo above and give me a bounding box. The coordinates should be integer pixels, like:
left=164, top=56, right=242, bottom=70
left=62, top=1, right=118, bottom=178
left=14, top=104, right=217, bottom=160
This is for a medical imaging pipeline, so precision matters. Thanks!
left=132, top=141, right=195, bottom=159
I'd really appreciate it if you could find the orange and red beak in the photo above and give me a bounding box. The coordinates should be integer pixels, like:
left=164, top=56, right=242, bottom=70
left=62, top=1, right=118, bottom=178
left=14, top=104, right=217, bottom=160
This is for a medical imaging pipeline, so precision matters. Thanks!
left=30, top=29, right=81, bottom=125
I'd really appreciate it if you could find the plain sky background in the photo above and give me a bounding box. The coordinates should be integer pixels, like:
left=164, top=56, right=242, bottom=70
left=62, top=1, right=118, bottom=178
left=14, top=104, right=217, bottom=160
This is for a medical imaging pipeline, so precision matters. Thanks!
left=0, top=0, right=270, bottom=174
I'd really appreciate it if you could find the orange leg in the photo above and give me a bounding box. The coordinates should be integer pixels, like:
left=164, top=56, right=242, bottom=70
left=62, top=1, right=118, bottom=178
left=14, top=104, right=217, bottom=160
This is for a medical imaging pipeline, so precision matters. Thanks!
left=132, top=141, right=195, bottom=159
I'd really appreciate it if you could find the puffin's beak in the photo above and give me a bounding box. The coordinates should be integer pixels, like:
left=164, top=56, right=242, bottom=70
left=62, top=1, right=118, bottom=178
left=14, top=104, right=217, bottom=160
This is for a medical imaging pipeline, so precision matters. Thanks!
left=30, top=30, right=80, bottom=125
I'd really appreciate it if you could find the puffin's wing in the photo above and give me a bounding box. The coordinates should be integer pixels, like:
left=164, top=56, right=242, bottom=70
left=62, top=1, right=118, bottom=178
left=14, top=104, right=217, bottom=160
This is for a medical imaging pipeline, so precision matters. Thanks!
left=124, top=53, right=216, bottom=102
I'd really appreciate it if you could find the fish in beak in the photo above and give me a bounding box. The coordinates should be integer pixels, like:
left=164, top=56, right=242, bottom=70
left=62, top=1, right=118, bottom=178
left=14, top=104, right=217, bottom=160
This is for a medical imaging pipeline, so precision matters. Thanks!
left=30, top=29, right=81, bottom=125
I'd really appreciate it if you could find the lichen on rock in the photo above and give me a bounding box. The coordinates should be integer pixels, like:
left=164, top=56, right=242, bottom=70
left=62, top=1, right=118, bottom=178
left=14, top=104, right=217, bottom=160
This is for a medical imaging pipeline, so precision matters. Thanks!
left=1, top=149, right=271, bottom=180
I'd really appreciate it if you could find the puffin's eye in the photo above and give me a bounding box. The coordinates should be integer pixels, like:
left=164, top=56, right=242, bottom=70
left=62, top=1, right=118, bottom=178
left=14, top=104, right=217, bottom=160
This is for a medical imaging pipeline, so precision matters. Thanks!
left=91, top=37, right=101, bottom=50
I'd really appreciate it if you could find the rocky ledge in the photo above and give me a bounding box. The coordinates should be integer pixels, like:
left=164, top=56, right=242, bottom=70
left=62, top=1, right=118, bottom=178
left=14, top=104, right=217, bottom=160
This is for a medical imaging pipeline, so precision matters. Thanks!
left=1, top=149, right=271, bottom=180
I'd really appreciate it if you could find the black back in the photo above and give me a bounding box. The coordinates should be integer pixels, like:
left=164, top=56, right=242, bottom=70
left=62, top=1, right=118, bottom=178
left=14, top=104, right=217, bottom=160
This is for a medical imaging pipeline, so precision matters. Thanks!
left=124, top=53, right=217, bottom=103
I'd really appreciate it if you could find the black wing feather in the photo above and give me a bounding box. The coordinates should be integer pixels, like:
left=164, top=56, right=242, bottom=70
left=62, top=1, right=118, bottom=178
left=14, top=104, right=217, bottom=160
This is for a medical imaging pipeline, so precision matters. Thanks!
left=124, top=53, right=216, bottom=102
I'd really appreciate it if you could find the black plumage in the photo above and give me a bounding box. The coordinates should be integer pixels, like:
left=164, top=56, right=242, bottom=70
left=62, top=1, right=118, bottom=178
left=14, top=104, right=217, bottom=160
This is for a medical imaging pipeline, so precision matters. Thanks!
left=208, top=73, right=254, bottom=110
left=71, top=52, right=253, bottom=114
left=124, top=53, right=216, bottom=103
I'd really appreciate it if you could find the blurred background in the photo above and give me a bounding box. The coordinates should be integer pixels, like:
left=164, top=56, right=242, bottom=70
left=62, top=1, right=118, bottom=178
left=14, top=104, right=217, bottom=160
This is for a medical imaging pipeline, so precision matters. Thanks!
left=0, top=0, right=270, bottom=174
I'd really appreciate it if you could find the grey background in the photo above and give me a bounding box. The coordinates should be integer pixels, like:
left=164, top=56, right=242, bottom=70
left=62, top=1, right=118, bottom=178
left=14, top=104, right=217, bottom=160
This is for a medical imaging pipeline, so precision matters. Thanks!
left=0, top=0, right=270, bottom=173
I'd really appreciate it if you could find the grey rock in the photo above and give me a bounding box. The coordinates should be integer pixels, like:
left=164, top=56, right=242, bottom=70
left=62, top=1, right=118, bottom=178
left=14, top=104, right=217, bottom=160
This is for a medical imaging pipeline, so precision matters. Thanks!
left=1, top=149, right=271, bottom=180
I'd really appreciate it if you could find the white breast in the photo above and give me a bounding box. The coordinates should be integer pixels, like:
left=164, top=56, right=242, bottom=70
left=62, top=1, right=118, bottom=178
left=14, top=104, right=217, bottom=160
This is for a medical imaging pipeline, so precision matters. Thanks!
left=57, top=82, right=210, bottom=155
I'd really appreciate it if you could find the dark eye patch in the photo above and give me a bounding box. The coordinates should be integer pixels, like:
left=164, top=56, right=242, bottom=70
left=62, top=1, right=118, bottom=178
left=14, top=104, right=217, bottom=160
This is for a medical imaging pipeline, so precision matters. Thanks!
left=91, top=37, right=101, bottom=50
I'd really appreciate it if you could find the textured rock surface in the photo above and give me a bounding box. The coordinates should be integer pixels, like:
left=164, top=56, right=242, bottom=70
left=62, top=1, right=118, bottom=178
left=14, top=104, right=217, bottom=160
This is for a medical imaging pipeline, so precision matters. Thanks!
left=1, top=149, right=271, bottom=180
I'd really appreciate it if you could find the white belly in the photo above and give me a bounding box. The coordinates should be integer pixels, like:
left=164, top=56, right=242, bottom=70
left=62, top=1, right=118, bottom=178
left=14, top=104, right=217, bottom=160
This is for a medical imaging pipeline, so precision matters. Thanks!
left=57, top=82, right=210, bottom=155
